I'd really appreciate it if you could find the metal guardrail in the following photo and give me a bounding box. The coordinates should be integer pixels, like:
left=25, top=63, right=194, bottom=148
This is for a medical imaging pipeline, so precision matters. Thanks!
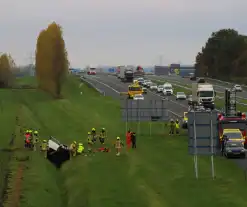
left=148, top=76, right=247, bottom=106
left=80, top=76, right=105, bottom=96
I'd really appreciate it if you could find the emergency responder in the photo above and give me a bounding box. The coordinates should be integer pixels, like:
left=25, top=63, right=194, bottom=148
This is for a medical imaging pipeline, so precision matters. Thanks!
left=29, top=129, right=33, bottom=149
left=221, top=135, right=228, bottom=155
left=169, top=119, right=175, bottom=135
left=87, top=132, right=93, bottom=153
left=69, top=141, right=77, bottom=157
left=131, top=132, right=136, bottom=149
left=77, top=143, right=84, bottom=155
left=115, top=137, right=123, bottom=156
left=33, top=130, right=39, bottom=151
left=24, top=132, right=31, bottom=148
left=40, top=140, right=48, bottom=158
left=175, top=119, right=180, bottom=135
left=99, top=128, right=106, bottom=144
left=91, top=128, right=97, bottom=142
left=126, top=130, right=132, bottom=149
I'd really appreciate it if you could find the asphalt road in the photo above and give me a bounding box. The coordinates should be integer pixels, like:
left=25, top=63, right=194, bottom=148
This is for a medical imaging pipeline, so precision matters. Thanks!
left=84, top=74, right=188, bottom=120
left=150, top=75, right=247, bottom=99
left=83, top=73, right=247, bottom=171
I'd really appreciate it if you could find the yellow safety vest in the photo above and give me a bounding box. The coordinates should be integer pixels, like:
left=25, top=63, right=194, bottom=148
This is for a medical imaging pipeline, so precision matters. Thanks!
left=41, top=143, right=47, bottom=150
left=77, top=145, right=84, bottom=153
left=175, top=123, right=179, bottom=128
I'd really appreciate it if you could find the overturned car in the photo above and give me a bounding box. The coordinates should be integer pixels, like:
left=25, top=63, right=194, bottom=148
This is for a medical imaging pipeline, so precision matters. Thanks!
left=47, top=137, right=70, bottom=168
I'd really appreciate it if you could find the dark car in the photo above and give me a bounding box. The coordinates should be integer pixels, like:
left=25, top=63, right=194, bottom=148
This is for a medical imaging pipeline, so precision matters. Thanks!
left=223, top=141, right=245, bottom=158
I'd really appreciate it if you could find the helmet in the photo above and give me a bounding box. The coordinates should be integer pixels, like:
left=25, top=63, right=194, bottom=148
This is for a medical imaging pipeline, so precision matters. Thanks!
left=102, top=128, right=105, bottom=131
left=26, top=130, right=29, bottom=133
left=34, top=131, right=38, bottom=135
left=117, top=137, right=120, bottom=140
left=92, top=128, right=95, bottom=131
left=73, top=141, right=77, bottom=144
left=88, top=132, right=91, bottom=135
left=79, top=143, right=83, bottom=146
left=43, top=140, right=47, bottom=142
left=176, top=119, right=179, bottom=122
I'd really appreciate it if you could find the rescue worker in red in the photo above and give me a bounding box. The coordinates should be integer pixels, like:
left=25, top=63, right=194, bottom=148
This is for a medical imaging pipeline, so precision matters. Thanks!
left=24, top=130, right=31, bottom=148
left=126, top=130, right=132, bottom=149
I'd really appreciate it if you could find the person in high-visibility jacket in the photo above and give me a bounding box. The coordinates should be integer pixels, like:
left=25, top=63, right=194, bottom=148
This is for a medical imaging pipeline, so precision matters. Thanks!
left=77, top=143, right=84, bottom=155
left=175, top=119, right=180, bottom=135
left=40, top=140, right=48, bottom=158
left=33, top=130, right=39, bottom=151
left=114, top=137, right=124, bottom=156
left=69, top=141, right=77, bottom=157
left=91, top=128, right=97, bottom=143
left=99, top=128, right=106, bottom=144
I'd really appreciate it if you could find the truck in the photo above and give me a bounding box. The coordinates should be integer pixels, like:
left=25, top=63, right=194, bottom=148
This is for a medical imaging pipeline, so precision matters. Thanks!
left=196, top=83, right=215, bottom=109
left=119, top=66, right=134, bottom=82
left=134, top=65, right=145, bottom=77
left=86, top=66, right=96, bottom=75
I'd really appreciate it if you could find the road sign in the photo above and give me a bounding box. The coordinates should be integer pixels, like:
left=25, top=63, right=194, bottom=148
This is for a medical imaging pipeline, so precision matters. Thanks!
left=121, top=100, right=169, bottom=122
left=225, top=89, right=236, bottom=116
left=188, top=111, right=218, bottom=155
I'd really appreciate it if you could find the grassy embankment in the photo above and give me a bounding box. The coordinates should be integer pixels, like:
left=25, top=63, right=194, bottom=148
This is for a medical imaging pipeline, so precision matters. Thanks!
left=1, top=76, right=247, bottom=206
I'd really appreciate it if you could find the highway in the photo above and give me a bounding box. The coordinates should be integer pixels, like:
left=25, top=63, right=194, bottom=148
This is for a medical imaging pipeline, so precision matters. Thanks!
left=83, top=73, right=247, bottom=171
left=84, top=74, right=188, bottom=120
left=149, top=75, right=247, bottom=100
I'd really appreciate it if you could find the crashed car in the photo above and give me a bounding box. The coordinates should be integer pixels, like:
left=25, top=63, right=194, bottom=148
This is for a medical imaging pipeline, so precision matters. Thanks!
left=47, top=137, right=70, bottom=168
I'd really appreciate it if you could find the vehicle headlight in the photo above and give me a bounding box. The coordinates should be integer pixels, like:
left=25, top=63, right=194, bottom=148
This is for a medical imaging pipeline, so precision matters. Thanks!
left=227, top=149, right=232, bottom=152
left=241, top=149, right=245, bottom=152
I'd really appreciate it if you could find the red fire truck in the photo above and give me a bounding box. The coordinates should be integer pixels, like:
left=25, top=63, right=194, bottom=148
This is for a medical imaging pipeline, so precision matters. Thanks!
left=218, top=113, right=247, bottom=147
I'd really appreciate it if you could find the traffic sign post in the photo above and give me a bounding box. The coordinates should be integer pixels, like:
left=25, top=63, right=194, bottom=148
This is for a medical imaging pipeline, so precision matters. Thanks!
left=121, top=99, right=169, bottom=136
left=225, top=89, right=236, bottom=116
left=188, top=111, right=218, bottom=179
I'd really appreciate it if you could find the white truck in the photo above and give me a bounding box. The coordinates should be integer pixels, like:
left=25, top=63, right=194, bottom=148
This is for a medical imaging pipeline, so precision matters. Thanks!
left=163, top=83, right=173, bottom=96
left=197, top=83, right=215, bottom=109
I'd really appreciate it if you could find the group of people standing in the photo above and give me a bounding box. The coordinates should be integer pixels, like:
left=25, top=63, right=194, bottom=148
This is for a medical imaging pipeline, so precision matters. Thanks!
left=126, top=130, right=137, bottom=149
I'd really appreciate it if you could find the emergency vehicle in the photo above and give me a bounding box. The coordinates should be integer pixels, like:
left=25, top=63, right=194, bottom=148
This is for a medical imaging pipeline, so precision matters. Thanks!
left=218, top=112, right=247, bottom=148
left=120, top=82, right=143, bottom=99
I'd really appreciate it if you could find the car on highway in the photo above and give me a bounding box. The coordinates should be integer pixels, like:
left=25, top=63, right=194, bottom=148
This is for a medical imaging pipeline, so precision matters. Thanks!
left=176, top=92, right=186, bottom=100
left=157, top=85, right=164, bottom=93
left=143, top=80, right=151, bottom=87
left=133, top=94, right=144, bottom=100
left=223, top=141, right=245, bottom=158
left=145, top=81, right=153, bottom=88
left=149, top=83, right=158, bottom=90
left=142, top=87, right=147, bottom=94
left=187, top=95, right=193, bottom=105
left=233, top=84, right=242, bottom=92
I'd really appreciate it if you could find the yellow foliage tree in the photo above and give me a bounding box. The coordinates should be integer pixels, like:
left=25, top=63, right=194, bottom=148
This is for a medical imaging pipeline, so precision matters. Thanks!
left=0, top=53, right=14, bottom=88
left=35, top=22, right=69, bottom=97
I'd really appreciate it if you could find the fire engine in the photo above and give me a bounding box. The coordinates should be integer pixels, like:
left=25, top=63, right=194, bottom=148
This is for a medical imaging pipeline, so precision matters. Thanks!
left=218, top=112, right=247, bottom=147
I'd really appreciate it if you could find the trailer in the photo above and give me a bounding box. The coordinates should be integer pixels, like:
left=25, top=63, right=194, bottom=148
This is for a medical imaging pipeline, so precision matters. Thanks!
left=119, top=66, right=134, bottom=82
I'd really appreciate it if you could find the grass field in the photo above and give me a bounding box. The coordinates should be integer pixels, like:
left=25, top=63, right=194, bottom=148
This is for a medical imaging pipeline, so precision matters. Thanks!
left=1, top=76, right=247, bottom=206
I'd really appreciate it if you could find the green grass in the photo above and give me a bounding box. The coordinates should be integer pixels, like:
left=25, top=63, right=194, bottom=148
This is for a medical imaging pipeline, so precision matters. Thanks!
left=2, top=75, right=247, bottom=206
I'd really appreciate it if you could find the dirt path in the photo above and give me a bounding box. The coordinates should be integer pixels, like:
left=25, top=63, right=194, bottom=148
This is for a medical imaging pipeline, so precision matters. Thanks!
left=4, top=163, right=24, bottom=207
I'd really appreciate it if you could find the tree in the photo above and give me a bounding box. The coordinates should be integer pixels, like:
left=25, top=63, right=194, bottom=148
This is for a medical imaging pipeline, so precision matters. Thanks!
left=35, top=22, right=69, bottom=97
left=0, top=53, right=14, bottom=88
left=195, top=29, right=247, bottom=80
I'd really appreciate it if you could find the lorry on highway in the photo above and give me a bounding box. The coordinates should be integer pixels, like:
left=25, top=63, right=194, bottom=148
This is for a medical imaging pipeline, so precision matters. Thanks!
left=86, top=66, right=96, bottom=75
left=119, top=66, right=134, bottom=82
left=134, top=65, right=145, bottom=77
left=196, top=83, right=215, bottom=109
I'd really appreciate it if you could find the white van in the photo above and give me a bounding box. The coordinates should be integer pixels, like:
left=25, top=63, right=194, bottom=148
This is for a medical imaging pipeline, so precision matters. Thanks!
left=163, top=83, right=173, bottom=96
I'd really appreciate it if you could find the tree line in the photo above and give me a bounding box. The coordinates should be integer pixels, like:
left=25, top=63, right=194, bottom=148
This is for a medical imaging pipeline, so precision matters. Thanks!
left=195, top=29, right=247, bottom=83
left=0, top=22, right=68, bottom=98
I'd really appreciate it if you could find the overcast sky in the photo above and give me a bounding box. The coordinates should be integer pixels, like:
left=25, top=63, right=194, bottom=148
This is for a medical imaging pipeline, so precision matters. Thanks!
left=1, top=0, right=247, bottom=67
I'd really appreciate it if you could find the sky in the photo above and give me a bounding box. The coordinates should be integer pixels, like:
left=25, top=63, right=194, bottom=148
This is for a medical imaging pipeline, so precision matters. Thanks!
left=1, top=0, right=247, bottom=67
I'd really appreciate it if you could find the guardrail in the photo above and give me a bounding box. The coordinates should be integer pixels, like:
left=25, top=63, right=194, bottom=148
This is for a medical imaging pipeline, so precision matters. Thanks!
left=80, top=76, right=105, bottom=96
left=148, top=76, right=247, bottom=106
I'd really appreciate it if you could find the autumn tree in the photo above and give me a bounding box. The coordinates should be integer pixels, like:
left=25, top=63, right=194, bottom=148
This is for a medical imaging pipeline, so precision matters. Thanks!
left=195, top=29, right=247, bottom=81
left=35, top=22, right=69, bottom=97
left=0, top=53, right=14, bottom=88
